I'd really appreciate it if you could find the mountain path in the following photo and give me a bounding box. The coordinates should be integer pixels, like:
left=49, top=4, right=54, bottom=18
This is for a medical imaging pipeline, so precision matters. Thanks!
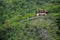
left=20, top=16, right=55, bottom=40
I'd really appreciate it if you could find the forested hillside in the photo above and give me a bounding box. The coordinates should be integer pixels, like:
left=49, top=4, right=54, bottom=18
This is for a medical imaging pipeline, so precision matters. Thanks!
left=0, top=0, right=60, bottom=40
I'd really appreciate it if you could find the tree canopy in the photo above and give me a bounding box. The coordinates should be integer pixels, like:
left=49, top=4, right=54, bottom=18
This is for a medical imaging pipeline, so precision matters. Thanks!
left=0, top=0, right=60, bottom=40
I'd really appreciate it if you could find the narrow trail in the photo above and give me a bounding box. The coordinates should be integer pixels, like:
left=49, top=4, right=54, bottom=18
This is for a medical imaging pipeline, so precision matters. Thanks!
left=20, top=16, right=55, bottom=22
left=20, top=16, right=56, bottom=40
left=20, top=16, right=40, bottom=22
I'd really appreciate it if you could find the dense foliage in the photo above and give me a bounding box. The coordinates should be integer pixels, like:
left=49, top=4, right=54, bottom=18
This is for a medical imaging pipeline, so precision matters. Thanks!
left=0, top=0, right=60, bottom=40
